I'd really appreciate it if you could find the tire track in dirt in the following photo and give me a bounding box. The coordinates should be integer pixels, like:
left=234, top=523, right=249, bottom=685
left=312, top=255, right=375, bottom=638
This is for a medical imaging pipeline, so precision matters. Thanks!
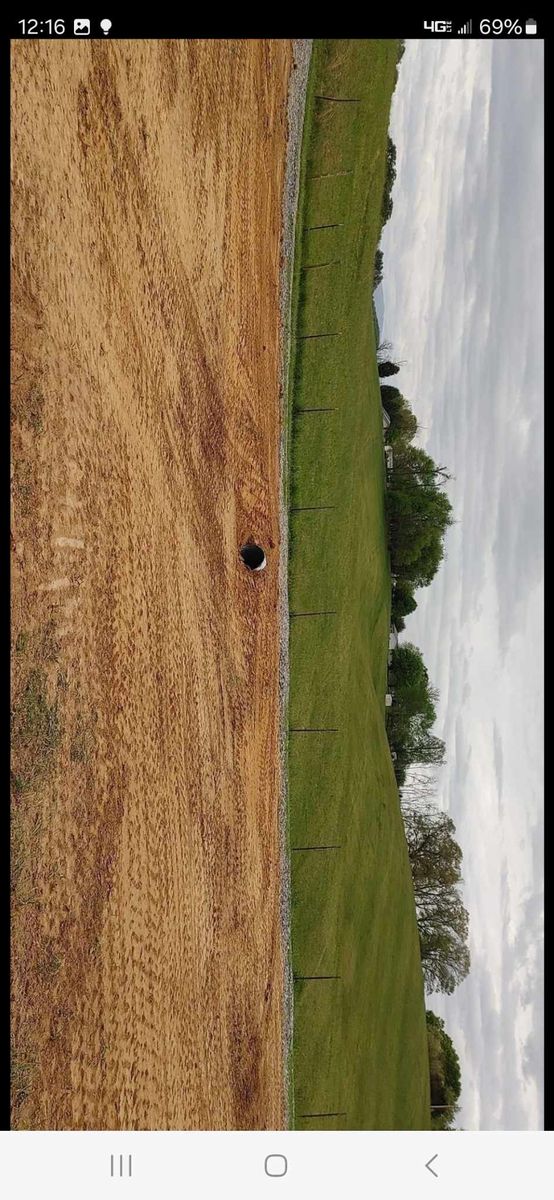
left=11, top=38, right=292, bottom=1130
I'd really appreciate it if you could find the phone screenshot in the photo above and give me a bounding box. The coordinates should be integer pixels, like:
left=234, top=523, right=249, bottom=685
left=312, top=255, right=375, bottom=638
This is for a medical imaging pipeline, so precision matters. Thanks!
left=8, top=21, right=546, bottom=1198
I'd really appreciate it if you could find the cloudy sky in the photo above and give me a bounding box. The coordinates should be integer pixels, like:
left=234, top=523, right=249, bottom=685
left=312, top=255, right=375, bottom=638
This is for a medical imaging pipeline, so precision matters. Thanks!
left=379, top=39, right=543, bottom=1130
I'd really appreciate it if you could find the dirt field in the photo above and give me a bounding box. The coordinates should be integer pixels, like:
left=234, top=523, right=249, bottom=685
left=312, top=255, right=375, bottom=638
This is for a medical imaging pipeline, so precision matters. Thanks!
left=11, top=38, right=292, bottom=1130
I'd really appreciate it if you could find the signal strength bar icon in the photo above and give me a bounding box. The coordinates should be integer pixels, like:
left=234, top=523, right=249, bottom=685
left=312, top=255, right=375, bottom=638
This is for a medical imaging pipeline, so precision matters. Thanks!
left=458, top=19, right=472, bottom=34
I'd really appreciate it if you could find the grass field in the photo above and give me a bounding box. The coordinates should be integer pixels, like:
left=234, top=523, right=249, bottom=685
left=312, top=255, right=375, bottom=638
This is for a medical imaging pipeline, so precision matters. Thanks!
left=286, top=40, right=431, bottom=1130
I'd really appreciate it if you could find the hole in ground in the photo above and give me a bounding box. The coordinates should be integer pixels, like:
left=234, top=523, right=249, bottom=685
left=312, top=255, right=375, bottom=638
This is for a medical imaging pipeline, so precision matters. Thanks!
left=240, top=543, right=266, bottom=572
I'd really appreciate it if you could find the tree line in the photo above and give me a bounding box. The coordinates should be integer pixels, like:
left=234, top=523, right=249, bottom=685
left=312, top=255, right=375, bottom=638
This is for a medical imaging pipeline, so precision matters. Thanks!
left=374, top=167, right=465, bottom=996
left=379, top=42, right=405, bottom=231
left=426, top=1010, right=462, bottom=1129
left=376, top=38, right=465, bottom=1123
left=388, top=640, right=468, bottom=1120
left=387, top=642, right=470, bottom=996
left=381, top=370, right=454, bottom=625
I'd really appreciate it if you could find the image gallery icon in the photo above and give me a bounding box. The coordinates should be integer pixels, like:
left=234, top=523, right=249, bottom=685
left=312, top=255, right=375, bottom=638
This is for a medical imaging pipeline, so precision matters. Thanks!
left=74, top=18, right=91, bottom=36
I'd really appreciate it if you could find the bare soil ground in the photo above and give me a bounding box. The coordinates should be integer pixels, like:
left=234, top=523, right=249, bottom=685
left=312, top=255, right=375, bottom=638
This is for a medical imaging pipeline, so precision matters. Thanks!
left=11, top=38, right=292, bottom=1130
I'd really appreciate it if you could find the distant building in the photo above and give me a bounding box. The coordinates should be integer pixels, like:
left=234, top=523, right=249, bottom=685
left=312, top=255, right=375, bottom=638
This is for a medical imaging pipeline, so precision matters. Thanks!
left=385, top=693, right=393, bottom=707
left=389, top=624, right=399, bottom=650
left=382, top=406, right=391, bottom=431
left=384, top=446, right=394, bottom=472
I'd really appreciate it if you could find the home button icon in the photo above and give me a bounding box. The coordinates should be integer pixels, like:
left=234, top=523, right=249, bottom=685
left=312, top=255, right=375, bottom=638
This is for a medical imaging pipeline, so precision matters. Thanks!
left=265, top=1154, right=288, bottom=1177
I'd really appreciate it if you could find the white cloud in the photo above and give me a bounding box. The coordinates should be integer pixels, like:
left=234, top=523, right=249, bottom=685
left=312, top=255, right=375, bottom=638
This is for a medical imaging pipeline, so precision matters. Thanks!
left=381, top=40, right=543, bottom=1129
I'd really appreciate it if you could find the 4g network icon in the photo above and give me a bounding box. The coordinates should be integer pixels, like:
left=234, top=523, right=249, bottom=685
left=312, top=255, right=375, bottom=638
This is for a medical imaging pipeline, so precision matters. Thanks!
left=423, top=19, right=452, bottom=31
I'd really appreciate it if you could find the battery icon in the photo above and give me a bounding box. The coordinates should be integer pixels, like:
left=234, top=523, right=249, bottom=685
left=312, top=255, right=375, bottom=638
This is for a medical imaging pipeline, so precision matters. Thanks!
left=525, top=18, right=537, bottom=34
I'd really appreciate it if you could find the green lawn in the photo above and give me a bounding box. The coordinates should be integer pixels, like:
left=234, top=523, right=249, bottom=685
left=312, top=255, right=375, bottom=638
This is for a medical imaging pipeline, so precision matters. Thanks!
left=286, top=39, right=431, bottom=1131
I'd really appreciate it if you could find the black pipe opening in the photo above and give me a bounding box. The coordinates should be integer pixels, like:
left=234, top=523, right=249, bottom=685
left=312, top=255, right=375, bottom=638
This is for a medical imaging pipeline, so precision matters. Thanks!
left=240, top=543, right=266, bottom=571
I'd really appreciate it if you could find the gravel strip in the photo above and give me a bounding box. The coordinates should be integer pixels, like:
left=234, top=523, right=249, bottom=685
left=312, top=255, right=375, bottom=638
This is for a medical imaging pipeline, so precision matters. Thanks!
left=278, top=37, right=312, bottom=1129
